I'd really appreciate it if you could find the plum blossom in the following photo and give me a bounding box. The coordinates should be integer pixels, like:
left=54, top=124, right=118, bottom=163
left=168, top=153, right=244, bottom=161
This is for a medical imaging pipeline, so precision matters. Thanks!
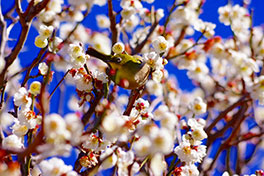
left=29, top=81, right=41, bottom=95
left=2, top=134, right=24, bottom=150
left=152, top=36, right=169, bottom=53
left=14, top=87, right=32, bottom=108
left=96, top=15, right=110, bottom=28
left=44, top=113, right=71, bottom=144
left=38, top=62, right=49, bottom=75
left=188, top=97, right=207, bottom=115
left=38, top=158, right=78, bottom=176
left=112, top=42, right=125, bottom=54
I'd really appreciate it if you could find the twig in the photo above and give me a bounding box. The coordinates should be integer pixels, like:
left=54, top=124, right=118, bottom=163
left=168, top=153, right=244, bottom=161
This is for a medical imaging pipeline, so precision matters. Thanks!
left=15, top=0, right=24, bottom=20
left=226, top=148, right=232, bottom=175
left=0, top=0, right=50, bottom=89
left=108, top=0, right=118, bottom=50
left=0, top=0, right=7, bottom=61
left=62, top=9, right=90, bottom=44
left=204, top=102, right=249, bottom=175
left=0, top=83, right=6, bottom=110
left=123, top=87, right=143, bottom=116
left=207, top=100, right=251, bottom=146
left=230, top=131, right=264, bottom=146
left=48, top=70, right=69, bottom=99
left=132, top=21, right=158, bottom=55
left=173, top=26, right=187, bottom=47
left=162, top=0, right=180, bottom=36
left=21, top=46, right=48, bottom=87
left=81, top=91, right=104, bottom=126
left=205, top=94, right=249, bottom=134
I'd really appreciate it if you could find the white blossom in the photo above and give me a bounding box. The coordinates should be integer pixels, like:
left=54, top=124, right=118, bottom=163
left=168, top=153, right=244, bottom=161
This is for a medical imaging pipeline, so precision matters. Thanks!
left=133, top=136, right=152, bottom=157
left=2, top=134, right=23, bottom=150
left=39, top=25, right=54, bottom=38
left=38, top=62, right=49, bottom=75
left=112, top=42, right=125, bottom=54
left=44, top=113, right=71, bottom=144
left=29, top=81, right=41, bottom=95
left=14, top=87, right=32, bottom=108
left=38, top=158, right=78, bottom=176
left=96, top=15, right=110, bottom=28
left=188, top=97, right=207, bottom=115
left=35, top=35, right=48, bottom=48
left=152, top=36, right=169, bottom=53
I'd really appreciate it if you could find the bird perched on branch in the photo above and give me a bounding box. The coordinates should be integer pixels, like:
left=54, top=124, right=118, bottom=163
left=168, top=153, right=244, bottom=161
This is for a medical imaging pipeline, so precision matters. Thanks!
left=86, top=47, right=150, bottom=89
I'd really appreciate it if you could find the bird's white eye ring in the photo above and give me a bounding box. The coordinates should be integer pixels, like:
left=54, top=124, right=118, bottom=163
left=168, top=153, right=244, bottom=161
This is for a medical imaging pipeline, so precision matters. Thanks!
left=115, top=57, right=122, bottom=63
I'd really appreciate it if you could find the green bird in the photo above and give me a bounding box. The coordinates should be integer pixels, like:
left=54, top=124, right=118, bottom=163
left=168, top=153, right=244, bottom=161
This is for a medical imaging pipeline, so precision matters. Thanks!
left=86, top=47, right=150, bottom=89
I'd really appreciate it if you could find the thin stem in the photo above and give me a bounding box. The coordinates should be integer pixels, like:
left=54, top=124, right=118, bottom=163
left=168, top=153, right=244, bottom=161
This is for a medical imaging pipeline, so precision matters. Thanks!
left=132, top=21, right=158, bottom=55
left=48, top=70, right=69, bottom=99
left=0, top=0, right=7, bottom=61
left=0, top=0, right=50, bottom=89
left=81, top=91, right=104, bottom=126
left=123, top=87, right=143, bottom=116
left=0, top=83, right=6, bottom=110
left=226, top=148, right=232, bottom=175
left=205, top=94, right=249, bottom=134
left=204, top=102, right=248, bottom=175
left=162, top=1, right=181, bottom=36
left=108, top=0, right=118, bottom=50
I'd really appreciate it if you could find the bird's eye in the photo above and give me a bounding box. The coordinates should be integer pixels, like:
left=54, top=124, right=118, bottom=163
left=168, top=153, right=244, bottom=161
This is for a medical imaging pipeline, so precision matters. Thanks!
left=115, top=57, right=122, bottom=63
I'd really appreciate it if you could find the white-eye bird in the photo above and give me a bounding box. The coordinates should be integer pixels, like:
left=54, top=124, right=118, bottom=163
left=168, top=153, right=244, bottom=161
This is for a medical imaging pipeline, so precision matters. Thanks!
left=86, top=47, right=150, bottom=89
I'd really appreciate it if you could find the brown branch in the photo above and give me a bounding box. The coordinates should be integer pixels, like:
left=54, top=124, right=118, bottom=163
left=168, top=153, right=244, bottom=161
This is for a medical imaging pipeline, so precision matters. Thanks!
left=0, top=83, right=6, bottom=110
left=162, top=0, right=179, bottom=36
left=0, top=0, right=50, bottom=89
left=203, top=102, right=249, bottom=175
left=132, top=21, right=158, bottom=55
left=108, top=0, right=118, bottom=50
left=21, top=47, right=48, bottom=87
left=48, top=70, right=69, bottom=99
left=3, top=3, right=16, bottom=21
left=123, top=87, right=143, bottom=116
left=0, top=1, right=7, bottom=60
left=230, top=131, right=264, bottom=146
left=25, top=0, right=50, bottom=22
left=173, top=26, right=187, bottom=47
left=207, top=100, right=251, bottom=146
left=15, top=0, right=24, bottom=20
left=62, top=9, right=90, bottom=44
left=205, top=94, right=249, bottom=134
left=81, top=91, right=104, bottom=126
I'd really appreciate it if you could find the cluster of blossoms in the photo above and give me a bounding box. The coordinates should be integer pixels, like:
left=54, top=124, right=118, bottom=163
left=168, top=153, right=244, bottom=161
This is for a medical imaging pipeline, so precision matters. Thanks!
left=1, top=0, right=264, bottom=176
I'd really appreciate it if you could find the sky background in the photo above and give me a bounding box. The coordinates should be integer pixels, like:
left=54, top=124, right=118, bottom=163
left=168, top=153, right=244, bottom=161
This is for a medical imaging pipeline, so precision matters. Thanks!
left=1, top=0, right=264, bottom=175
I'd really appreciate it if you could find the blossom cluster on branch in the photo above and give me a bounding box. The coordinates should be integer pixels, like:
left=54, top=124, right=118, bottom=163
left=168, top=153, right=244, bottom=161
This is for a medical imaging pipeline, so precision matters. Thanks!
left=0, top=0, right=264, bottom=176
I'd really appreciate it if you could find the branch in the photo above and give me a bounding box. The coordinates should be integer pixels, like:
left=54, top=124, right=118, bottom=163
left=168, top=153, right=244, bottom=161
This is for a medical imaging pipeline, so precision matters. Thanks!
left=205, top=94, right=249, bottom=134
left=203, top=102, right=249, bottom=175
left=230, top=131, right=264, bottom=146
left=21, top=46, right=48, bottom=87
left=15, top=0, right=24, bottom=20
left=123, top=87, right=143, bottom=116
left=108, top=0, right=118, bottom=50
left=162, top=1, right=182, bottom=36
left=81, top=91, right=104, bottom=126
left=173, top=26, right=187, bottom=47
left=0, top=0, right=50, bottom=89
left=132, top=21, right=158, bottom=55
left=48, top=70, right=69, bottom=99
left=0, top=0, right=7, bottom=61
left=207, top=99, right=251, bottom=146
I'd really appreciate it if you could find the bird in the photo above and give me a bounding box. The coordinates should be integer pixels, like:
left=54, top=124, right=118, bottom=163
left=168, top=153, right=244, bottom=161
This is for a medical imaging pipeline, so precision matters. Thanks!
left=86, top=47, right=150, bottom=89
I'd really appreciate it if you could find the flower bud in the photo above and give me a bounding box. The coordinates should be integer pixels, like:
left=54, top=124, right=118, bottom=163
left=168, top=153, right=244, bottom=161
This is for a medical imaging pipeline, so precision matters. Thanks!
left=112, top=42, right=125, bottom=54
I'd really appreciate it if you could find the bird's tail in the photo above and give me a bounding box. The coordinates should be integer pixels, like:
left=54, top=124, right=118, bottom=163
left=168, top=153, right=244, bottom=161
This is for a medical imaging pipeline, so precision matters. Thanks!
left=86, top=47, right=112, bottom=63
